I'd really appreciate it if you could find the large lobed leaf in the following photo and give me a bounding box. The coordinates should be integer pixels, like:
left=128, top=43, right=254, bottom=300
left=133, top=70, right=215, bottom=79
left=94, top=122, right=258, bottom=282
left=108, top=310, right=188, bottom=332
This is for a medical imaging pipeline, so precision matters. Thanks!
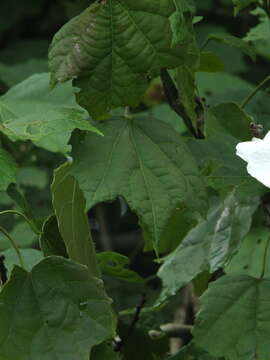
left=0, top=73, right=100, bottom=154
left=71, top=115, right=207, bottom=251
left=193, top=274, right=270, bottom=360
left=49, top=0, right=191, bottom=118
left=0, top=256, right=115, bottom=360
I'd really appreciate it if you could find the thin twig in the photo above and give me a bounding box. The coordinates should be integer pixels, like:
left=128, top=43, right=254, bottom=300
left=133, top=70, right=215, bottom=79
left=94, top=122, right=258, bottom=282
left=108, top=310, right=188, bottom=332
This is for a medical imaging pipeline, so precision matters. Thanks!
left=114, top=293, right=147, bottom=351
left=0, top=210, right=39, bottom=234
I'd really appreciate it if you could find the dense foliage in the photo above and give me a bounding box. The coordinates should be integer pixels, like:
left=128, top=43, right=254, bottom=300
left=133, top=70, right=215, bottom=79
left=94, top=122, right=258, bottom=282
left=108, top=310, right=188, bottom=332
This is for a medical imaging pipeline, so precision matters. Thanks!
left=0, top=0, right=270, bottom=359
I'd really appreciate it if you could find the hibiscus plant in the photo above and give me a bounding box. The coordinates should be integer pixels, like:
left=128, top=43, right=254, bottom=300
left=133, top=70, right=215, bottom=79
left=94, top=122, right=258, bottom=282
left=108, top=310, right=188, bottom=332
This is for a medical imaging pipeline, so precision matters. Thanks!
left=0, top=0, right=270, bottom=359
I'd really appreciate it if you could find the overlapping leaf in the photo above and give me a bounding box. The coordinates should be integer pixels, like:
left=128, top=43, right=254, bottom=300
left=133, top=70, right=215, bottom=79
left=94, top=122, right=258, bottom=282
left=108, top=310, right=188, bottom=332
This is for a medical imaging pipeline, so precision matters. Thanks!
left=225, top=227, right=270, bottom=278
left=0, top=256, right=115, bottom=360
left=167, top=342, right=219, bottom=359
left=49, top=0, right=191, bottom=118
left=39, top=215, right=68, bottom=258
left=90, top=343, right=120, bottom=360
left=232, top=0, right=258, bottom=15
left=52, top=162, right=100, bottom=278
left=188, top=107, right=263, bottom=194
left=0, top=147, right=17, bottom=191
left=157, top=192, right=259, bottom=304
left=207, top=34, right=256, bottom=60
left=193, top=275, right=270, bottom=360
left=97, top=252, right=143, bottom=283
left=0, top=73, right=100, bottom=153
left=71, top=115, right=207, bottom=250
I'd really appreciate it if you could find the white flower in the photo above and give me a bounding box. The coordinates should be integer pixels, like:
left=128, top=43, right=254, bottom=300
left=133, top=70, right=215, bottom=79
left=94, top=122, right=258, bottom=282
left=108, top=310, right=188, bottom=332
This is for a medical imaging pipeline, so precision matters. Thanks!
left=236, top=131, right=270, bottom=188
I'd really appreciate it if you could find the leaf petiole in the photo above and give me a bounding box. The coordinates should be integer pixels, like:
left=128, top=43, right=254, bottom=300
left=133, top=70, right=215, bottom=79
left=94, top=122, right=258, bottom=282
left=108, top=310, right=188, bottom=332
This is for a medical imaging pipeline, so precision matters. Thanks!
left=240, top=75, right=270, bottom=109
left=0, top=226, right=25, bottom=269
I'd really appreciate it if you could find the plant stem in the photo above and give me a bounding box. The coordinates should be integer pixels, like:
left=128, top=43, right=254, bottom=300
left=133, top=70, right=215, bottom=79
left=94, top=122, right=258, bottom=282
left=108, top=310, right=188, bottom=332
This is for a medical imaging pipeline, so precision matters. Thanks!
left=0, top=226, right=25, bottom=269
left=240, top=75, right=270, bottom=109
left=0, top=210, right=39, bottom=233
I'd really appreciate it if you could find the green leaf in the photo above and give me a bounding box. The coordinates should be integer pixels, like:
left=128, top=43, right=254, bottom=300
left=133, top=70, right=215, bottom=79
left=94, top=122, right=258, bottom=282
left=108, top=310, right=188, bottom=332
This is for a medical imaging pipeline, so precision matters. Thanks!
left=198, top=52, right=224, bottom=72
left=208, top=33, right=256, bottom=61
left=207, top=103, right=251, bottom=141
left=90, top=343, right=120, bottom=360
left=0, top=59, right=48, bottom=86
left=167, top=342, right=219, bottom=359
left=0, top=147, right=17, bottom=191
left=0, top=73, right=100, bottom=154
left=97, top=252, right=143, bottom=283
left=17, top=166, right=48, bottom=189
left=119, top=320, right=169, bottom=360
left=232, top=0, right=258, bottom=15
left=188, top=110, right=262, bottom=193
left=70, top=115, right=207, bottom=251
left=7, top=184, right=40, bottom=234
left=149, top=104, right=186, bottom=134
left=175, top=65, right=198, bottom=130
left=245, top=8, right=270, bottom=41
left=0, top=221, right=38, bottom=251
left=193, top=274, right=270, bottom=360
left=49, top=0, right=190, bottom=118
left=157, top=192, right=259, bottom=304
left=2, top=248, right=43, bottom=275
left=52, top=162, right=100, bottom=278
left=196, top=72, right=253, bottom=107
left=0, top=256, right=115, bottom=360
left=225, top=227, right=270, bottom=278
left=39, top=215, right=68, bottom=258
left=170, top=1, right=193, bottom=47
